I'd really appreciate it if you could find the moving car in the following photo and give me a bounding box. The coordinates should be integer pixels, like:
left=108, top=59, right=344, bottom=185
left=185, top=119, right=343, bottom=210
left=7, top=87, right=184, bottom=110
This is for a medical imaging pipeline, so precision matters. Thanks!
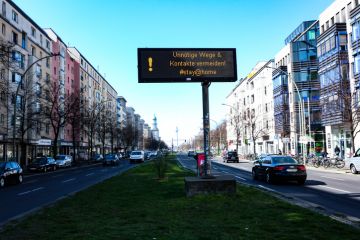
left=345, top=148, right=360, bottom=174
left=148, top=151, right=158, bottom=159
left=103, top=154, right=119, bottom=166
left=223, top=151, right=239, bottom=163
left=252, top=155, right=307, bottom=185
left=0, top=161, right=23, bottom=188
left=55, top=155, right=72, bottom=168
left=27, top=157, right=57, bottom=172
left=130, top=151, right=145, bottom=163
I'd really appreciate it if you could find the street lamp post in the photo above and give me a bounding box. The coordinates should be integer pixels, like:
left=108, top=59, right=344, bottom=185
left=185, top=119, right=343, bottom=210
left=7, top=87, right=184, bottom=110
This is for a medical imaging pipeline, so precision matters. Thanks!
left=264, top=66, right=306, bottom=161
left=12, top=52, right=59, bottom=162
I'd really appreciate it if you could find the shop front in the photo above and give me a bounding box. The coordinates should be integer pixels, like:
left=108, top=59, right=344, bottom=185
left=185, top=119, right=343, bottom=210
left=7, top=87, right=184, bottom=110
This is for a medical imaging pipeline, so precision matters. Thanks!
left=326, top=125, right=353, bottom=159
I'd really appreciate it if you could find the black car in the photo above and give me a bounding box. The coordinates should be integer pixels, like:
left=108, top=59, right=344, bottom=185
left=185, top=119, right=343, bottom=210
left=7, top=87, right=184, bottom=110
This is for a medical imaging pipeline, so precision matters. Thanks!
left=27, top=157, right=57, bottom=172
left=223, top=151, right=239, bottom=163
left=0, top=161, right=23, bottom=188
left=103, top=154, right=119, bottom=166
left=252, top=155, right=307, bottom=185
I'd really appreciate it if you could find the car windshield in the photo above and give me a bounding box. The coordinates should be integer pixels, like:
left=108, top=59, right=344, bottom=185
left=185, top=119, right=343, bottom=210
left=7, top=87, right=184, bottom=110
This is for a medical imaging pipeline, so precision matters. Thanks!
left=272, top=157, right=297, bottom=164
left=228, top=152, right=237, bottom=157
left=131, top=152, right=141, bottom=155
left=55, top=156, right=65, bottom=160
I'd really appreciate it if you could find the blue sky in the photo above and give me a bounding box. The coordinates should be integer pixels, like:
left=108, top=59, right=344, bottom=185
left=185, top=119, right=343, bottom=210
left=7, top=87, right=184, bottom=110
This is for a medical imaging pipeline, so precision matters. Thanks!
left=14, top=0, right=333, bottom=146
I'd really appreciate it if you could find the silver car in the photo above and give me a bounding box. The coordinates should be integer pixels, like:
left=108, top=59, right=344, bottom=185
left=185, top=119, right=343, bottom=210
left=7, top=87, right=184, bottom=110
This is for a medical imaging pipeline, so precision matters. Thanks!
left=130, top=151, right=145, bottom=163
left=55, top=155, right=72, bottom=168
left=345, top=149, right=360, bottom=174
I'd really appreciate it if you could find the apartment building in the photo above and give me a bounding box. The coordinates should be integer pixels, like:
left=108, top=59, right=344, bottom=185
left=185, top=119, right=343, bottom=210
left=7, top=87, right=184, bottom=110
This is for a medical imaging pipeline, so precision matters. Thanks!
left=225, top=60, right=276, bottom=156
left=0, top=0, right=53, bottom=164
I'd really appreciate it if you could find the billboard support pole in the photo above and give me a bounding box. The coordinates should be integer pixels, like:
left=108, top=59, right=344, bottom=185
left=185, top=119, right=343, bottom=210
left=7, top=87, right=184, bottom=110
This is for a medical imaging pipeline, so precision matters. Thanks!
left=202, top=81, right=213, bottom=178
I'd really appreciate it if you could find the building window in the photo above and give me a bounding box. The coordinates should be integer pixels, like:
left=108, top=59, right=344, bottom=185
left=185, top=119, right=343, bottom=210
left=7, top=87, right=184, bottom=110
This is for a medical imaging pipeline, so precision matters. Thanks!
left=40, top=34, right=43, bottom=45
left=31, top=46, right=35, bottom=56
left=46, top=73, right=50, bottom=83
left=54, top=67, right=56, bottom=75
left=45, top=123, right=50, bottom=134
left=46, top=40, right=50, bottom=49
left=12, top=51, right=25, bottom=69
left=12, top=72, right=21, bottom=83
left=21, top=32, right=26, bottom=49
left=12, top=31, right=17, bottom=44
left=0, top=69, right=4, bottom=80
left=1, top=23, right=5, bottom=35
left=31, top=27, right=35, bottom=37
left=2, top=1, right=5, bottom=17
left=46, top=58, right=50, bottom=68
left=11, top=10, right=18, bottom=23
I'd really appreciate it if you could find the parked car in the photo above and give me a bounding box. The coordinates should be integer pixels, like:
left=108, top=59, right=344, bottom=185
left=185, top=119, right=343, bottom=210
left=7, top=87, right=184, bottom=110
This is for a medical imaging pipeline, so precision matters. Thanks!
left=345, top=148, right=360, bottom=174
left=188, top=150, right=196, bottom=157
left=0, top=161, right=23, bottom=188
left=103, top=154, right=119, bottom=166
left=252, top=155, right=307, bottom=185
left=27, top=157, right=57, bottom=172
left=130, top=151, right=145, bottom=163
left=148, top=151, right=158, bottom=159
left=223, top=151, right=239, bottom=163
left=91, top=154, right=103, bottom=163
left=55, top=155, right=72, bottom=168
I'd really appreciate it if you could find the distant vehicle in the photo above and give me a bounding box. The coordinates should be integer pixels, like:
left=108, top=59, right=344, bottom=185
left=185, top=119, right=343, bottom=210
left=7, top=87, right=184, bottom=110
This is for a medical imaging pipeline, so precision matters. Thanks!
left=78, top=151, right=89, bottom=161
left=188, top=150, right=196, bottom=157
left=252, top=155, right=307, bottom=185
left=144, top=151, right=151, bottom=160
left=103, top=154, right=119, bottom=166
left=91, top=154, right=103, bottom=163
left=345, top=148, right=360, bottom=174
left=148, top=151, right=158, bottom=159
left=27, top=157, right=57, bottom=172
left=130, top=151, right=145, bottom=163
left=116, top=152, right=123, bottom=159
left=223, top=151, right=239, bottom=163
left=0, top=161, right=23, bottom=188
left=55, top=155, right=72, bottom=168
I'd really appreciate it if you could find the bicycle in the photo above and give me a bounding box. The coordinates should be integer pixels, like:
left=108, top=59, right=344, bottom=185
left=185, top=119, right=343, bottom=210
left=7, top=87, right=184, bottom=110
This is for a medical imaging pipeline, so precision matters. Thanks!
left=326, top=157, right=345, bottom=169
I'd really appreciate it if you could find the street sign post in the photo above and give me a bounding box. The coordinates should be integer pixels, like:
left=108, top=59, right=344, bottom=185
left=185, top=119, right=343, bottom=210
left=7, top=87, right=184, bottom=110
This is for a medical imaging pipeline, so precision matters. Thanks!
left=138, top=48, right=237, bottom=178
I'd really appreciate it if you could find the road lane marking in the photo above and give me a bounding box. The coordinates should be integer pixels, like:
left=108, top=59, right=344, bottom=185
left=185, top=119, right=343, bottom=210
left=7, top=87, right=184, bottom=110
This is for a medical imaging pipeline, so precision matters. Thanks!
left=222, top=171, right=230, bottom=174
left=62, top=178, right=76, bottom=183
left=235, top=176, right=247, bottom=181
left=85, top=173, right=94, bottom=177
left=258, top=185, right=275, bottom=192
left=17, top=187, right=44, bottom=196
left=320, top=176, right=344, bottom=181
left=317, top=185, right=351, bottom=194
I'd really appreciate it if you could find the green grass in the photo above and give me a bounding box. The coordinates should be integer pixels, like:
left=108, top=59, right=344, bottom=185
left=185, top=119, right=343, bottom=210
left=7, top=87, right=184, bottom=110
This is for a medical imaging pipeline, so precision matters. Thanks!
left=1, top=156, right=359, bottom=240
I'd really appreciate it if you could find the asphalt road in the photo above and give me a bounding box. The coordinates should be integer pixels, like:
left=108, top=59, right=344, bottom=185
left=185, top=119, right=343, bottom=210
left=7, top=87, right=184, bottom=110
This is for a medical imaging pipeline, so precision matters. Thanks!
left=177, top=154, right=360, bottom=222
left=0, top=160, right=134, bottom=226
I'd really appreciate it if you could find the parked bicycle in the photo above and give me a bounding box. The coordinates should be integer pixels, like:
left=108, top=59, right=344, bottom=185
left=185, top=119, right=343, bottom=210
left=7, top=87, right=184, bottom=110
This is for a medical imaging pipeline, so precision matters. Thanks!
left=311, top=156, right=345, bottom=169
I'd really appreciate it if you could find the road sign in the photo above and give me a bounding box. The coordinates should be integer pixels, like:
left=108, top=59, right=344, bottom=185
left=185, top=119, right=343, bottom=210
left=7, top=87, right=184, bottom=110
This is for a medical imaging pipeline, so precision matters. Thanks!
left=137, top=48, right=237, bottom=83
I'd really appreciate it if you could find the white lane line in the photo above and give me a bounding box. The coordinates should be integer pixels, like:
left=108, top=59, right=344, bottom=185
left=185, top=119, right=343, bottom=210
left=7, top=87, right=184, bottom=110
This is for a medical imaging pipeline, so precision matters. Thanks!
left=23, top=179, right=38, bottom=184
left=17, top=187, right=44, bottom=196
left=222, top=171, right=230, bottom=174
left=316, top=185, right=351, bottom=194
left=85, top=173, right=94, bottom=177
left=320, top=175, right=344, bottom=181
left=258, top=185, right=275, bottom=192
left=235, top=176, right=247, bottom=181
left=62, top=178, right=76, bottom=183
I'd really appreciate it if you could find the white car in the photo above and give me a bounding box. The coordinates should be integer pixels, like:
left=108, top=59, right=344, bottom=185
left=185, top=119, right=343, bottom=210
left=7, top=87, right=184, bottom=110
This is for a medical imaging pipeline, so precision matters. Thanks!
left=345, top=149, right=360, bottom=174
left=130, top=151, right=145, bottom=163
left=55, top=155, right=72, bottom=168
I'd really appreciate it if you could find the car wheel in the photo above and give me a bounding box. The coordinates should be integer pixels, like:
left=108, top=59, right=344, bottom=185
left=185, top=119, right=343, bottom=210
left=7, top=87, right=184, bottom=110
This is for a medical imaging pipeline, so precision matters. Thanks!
left=18, top=174, right=23, bottom=184
left=350, top=164, right=358, bottom=174
left=0, top=177, right=5, bottom=188
left=252, top=169, right=258, bottom=180
left=266, top=172, right=273, bottom=184
left=297, top=179, right=306, bottom=185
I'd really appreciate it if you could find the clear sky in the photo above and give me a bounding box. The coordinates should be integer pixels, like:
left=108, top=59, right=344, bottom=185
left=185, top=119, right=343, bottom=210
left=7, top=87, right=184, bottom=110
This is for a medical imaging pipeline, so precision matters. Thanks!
left=14, top=0, right=333, bottom=147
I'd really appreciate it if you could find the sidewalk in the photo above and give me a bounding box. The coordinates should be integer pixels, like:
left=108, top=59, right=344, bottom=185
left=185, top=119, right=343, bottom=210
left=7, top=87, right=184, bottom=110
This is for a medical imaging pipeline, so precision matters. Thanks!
left=211, top=156, right=352, bottom=175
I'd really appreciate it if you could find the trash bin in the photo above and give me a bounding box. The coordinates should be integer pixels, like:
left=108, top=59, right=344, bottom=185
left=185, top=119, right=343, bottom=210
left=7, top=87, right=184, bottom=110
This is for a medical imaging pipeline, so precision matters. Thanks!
left=195, top=153, right=211, bottom=176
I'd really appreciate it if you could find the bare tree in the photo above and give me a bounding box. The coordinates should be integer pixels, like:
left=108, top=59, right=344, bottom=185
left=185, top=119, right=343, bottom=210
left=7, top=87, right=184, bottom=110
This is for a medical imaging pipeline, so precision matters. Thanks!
left=245, top=108, right=269, bottom=155
left=121, top=122, right=135, bottom=151
left=42, top=82, right=79, bottom=157
left=67, top=94, right=81, bottom=163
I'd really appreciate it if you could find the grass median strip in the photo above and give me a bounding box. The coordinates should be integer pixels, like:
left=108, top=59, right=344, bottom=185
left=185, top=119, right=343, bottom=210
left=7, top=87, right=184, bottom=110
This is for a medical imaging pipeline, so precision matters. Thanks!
left=1, top=155, right=359, bottom=240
